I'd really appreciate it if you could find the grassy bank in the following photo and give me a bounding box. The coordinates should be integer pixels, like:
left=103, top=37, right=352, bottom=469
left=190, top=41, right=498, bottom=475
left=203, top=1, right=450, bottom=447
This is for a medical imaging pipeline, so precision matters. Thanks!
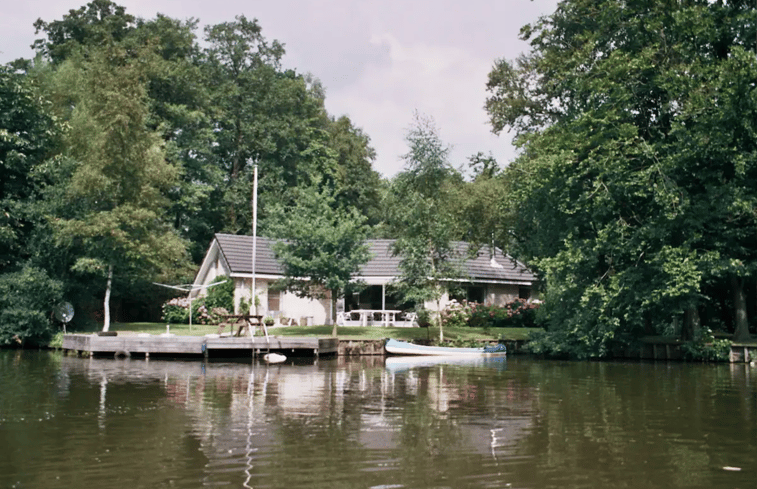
left=67, top=322, right=540, bottom=343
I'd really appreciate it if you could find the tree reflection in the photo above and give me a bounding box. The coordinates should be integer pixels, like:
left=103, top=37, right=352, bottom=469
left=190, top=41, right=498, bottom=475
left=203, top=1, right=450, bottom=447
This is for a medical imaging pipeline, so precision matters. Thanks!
left=8, top=352, right=754, bottom=488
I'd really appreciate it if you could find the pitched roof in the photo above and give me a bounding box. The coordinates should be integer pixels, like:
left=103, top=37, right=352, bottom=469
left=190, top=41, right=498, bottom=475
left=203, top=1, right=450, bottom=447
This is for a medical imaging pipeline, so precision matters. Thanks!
left=213, top=233, right=534, bottom=285
left=216, top=234, right=281, bottom=276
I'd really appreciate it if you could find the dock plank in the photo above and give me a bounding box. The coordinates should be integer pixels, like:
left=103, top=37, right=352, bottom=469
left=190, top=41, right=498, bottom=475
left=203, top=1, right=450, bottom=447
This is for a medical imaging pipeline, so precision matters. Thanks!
left=62, top=334, right=337, bottom=357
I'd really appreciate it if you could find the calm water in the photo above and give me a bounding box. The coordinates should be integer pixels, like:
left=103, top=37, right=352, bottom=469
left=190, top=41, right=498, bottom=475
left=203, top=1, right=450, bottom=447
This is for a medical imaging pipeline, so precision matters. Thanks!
left=1, top=350, right=756, bottom=489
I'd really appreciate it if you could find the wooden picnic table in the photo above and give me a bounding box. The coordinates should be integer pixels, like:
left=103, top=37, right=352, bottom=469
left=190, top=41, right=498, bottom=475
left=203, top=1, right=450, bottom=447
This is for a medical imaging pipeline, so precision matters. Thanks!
left=218, top=314, right=264, bottom=337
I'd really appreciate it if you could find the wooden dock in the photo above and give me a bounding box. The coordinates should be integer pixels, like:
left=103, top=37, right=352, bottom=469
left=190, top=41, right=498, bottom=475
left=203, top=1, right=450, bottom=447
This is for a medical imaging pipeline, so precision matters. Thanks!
left=62, top=333, right=338, bottom=358
left=729, top=343, right=757, bottom=363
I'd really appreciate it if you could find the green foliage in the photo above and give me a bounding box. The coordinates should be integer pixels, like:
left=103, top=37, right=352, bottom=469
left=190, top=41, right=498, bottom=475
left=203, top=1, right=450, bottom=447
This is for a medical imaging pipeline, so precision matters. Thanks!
left=32, top=0, right=136, bottom=64
left=681, top=328, right=731, bottom=362
left=0, top=266, right=64, bottom=346
left=203, top=276, right=234, bottom=311
left=269, top=178, right=371, bottom=301
left=681, top=339, right=731, bottom=363
left=328, top=115, right=383, bottom=226
left=385, top=114, right=465, bottom=342
left=48, top=331, right=65, bottom=349
left=0, top=65, right=60, bottom=270
left=485, top=0, right=757, bottom=357
left=238, top=297, right=252, bottom=315
left=415, top=308, right=432, bottom=327
left=161, top=301, right=189, bottom=324
left=48, top=42, right=190, bottom=330
left=9, top=4, right=383, bottom=328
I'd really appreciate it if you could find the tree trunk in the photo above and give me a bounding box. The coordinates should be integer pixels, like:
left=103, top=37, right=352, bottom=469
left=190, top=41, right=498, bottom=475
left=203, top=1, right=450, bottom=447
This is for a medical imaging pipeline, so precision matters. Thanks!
left=682, top=307, right=701, bottom=341
left=436, top=292, right=443, bottom=343
left=732, top=276, right=750, bottom=342
left=331, top=289, right=338, bottom=337
left=102, top=264, right=113, bottom=332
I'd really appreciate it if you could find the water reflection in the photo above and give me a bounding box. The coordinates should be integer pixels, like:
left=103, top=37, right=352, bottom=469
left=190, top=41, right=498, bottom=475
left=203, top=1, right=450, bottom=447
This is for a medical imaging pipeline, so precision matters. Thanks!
left=1, top=351, right=757, bottom=488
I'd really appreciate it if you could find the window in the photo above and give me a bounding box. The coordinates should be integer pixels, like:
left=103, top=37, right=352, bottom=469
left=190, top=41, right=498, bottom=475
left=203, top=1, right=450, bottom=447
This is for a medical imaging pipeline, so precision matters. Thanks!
left=519, top=286, right=530, bottom=300
left=268, top=287, right=280, bottom=311
left=451, top=286, right=485, bottom=304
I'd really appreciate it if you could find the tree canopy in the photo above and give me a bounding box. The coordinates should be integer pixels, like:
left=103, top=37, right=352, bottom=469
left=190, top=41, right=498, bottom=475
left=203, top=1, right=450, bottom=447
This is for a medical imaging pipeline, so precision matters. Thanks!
left=486, top=0, right=757, bottom=357
left=268, top=177, right=371, bottom=336
left=385, top=113, right=465, bottom=341
left=0, top=0, right=384, bottom=338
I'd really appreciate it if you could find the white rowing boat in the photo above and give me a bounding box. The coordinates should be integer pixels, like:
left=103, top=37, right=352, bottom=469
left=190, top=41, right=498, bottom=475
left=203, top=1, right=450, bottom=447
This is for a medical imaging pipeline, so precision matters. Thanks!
left=384, top=338, right=506, bottom=357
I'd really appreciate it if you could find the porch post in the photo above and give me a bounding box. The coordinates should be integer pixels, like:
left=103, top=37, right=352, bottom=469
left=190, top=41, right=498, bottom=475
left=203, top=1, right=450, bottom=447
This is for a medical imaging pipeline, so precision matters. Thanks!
left=382, top=284, right=387, bottom=326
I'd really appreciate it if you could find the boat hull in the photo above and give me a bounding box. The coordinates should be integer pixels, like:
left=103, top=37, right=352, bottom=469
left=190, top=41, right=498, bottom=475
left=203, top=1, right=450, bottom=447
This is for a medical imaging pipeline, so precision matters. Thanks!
left=384, top=338, right=506, bottom=357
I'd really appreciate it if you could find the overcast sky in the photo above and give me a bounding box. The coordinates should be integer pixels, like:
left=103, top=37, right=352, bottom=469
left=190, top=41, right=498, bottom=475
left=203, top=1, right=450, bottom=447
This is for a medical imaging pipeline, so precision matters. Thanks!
left=1, top=0, right=558, bottom=178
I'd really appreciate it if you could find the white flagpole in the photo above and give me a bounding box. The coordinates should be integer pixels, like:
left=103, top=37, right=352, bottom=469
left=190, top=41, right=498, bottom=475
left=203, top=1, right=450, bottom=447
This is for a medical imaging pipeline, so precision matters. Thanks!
left=251, top=164, right=258, bottom=315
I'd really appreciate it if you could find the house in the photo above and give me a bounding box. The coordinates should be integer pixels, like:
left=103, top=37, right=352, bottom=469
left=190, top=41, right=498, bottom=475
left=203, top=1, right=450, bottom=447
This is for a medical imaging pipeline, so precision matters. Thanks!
left=191, top=233, right=536, bottom=325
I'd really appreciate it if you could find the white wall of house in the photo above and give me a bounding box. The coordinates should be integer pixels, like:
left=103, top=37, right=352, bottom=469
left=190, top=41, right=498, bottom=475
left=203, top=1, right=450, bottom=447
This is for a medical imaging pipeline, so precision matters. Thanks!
left=232, top=277, right=329, bottom=324
left=196, top=250, right=530, bottom=325
left=280, top=293, right=329, bottom=325
left=195, top=254, right=228, bottom=290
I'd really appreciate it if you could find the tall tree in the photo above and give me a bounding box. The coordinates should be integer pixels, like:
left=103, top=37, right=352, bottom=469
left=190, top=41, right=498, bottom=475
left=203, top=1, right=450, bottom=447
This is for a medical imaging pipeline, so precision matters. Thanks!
left=33, top=2, right=215, bottom=263
left=202, top=16, right=342, bottom=236
left=51, top=44, right=188, bottom=331
left=452, top=153, right=511, bottom=249
left=33, top=0, right=136, bottom=65
left=327, top=115, right=383, bottom=226
left=0, top=64, right=60, bottom=270
left=386, top=113, right=463, bottom=341
left=268, top=177, right=371, bottom=336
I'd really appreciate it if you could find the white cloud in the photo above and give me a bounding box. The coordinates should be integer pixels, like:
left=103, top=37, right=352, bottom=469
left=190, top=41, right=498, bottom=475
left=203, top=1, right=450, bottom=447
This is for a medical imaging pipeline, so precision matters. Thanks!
left=1, top=0, right=557, bottom=178
left=325, top=32, right=512, bottom=176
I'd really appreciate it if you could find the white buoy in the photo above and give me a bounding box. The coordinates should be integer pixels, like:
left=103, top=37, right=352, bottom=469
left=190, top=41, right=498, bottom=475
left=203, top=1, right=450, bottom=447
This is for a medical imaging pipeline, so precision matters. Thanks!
left=263, top=353, right=286, bottom=364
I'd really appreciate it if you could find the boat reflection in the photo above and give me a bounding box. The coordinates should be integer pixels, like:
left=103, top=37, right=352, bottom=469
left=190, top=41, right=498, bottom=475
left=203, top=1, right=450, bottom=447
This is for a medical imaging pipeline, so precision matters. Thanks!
left=384, top=354, right=507, bottom=373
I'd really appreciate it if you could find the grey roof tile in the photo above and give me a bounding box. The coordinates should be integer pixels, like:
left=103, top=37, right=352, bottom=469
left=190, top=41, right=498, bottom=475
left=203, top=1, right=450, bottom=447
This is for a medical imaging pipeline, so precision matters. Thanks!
left=213, top=234, right=534, bottom=284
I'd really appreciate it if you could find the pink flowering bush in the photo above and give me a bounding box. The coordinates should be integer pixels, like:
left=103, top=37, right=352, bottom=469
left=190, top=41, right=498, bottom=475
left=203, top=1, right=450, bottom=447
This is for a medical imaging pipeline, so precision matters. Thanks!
left=466, top=298, right=541, bottom=329
left=440, top=300, right=473, bottom=328
left=161, top=297, right=214, bottom=324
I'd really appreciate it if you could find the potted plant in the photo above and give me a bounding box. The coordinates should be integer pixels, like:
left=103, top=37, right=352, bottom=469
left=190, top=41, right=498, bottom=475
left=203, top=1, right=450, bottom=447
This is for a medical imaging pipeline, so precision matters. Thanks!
left=263, top=316, right=275, bottom=327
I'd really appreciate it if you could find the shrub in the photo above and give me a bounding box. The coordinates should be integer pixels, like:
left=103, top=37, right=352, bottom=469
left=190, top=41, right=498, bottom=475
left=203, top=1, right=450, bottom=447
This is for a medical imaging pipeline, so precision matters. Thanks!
left=204, top=276, right=235, bottom=311
left=0, top=266, right=64, bottom=346
left=162, top=298, right=189, bottom=324
left=161, top=296, right=214, bottom=324
left=467, top=299, right=541, bottom=329
left=415, top=308, right=432, bottom=327
left=681, top=336, right=730, bottom=362
left=440, top=300, right=473, bottom=328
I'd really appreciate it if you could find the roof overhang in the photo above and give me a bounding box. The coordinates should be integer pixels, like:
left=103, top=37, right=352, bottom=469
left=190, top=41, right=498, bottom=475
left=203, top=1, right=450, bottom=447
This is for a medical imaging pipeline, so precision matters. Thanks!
left=229, top=273, right=283, bottom=281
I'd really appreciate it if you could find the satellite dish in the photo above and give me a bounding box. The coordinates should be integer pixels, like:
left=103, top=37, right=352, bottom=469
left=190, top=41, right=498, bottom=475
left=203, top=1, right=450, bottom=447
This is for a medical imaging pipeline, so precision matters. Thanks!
left=55, top=302, right=74, bottom=333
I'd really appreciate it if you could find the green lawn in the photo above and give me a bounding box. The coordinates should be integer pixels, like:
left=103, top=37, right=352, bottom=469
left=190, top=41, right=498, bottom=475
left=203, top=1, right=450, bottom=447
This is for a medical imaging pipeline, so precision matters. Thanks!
left=103, top=322, right=540, bottom=342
